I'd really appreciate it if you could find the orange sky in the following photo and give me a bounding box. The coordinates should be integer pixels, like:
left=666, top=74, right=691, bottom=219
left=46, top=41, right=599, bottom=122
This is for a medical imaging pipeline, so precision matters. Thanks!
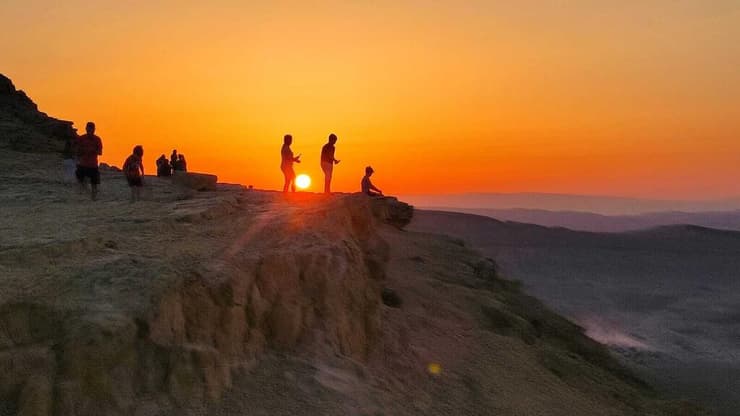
left=2, top=1, right=739, bottom=198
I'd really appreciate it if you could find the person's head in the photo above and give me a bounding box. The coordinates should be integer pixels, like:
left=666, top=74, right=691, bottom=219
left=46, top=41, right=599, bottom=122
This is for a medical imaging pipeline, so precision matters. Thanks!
left=160, top=154, right=166, bottom=159
left=133, top=145, right=144, bottom=157
left=85, top=122, right=95, bottom=134
left=283, top=134, right=292, bottom=145
left=179, top=154, right=185, bottom=160
left=365, top=166, right=374, bottom=176
left=328, top=133, right=337, bottom=144
left=172, top=149, right=177, bottom=155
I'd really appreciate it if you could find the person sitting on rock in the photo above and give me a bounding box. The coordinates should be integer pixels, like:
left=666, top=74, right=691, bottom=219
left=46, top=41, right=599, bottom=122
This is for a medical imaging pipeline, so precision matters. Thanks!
left=156, top=154, right=171, bottom=177
left=75, top=121, right=103, bottom=200
left=173, top=154, right=187, bottom=172
left=123, top=145, right=145, bottom=202
left=361, top=166, right=383, bottom=197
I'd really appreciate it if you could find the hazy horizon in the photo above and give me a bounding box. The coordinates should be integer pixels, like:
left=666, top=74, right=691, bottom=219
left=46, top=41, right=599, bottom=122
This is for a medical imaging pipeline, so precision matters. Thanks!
left=399, top=191, right=740, bottom=215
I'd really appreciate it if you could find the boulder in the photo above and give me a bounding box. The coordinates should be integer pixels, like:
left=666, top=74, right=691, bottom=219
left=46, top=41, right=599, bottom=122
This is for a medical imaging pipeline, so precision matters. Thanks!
left=172, top=171, right=218, bottom=191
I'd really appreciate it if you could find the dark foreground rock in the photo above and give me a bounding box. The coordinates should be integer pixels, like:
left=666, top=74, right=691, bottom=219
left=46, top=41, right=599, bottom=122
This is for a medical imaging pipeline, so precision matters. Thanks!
left=0, top=73, right=77, bottom=153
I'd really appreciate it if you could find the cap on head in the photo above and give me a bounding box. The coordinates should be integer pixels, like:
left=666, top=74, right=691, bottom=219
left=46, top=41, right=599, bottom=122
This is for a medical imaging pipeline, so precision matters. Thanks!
left=365, top=166, right=374, bottom=174
left=85, top=122, right=95, bottom=133
left=328, top=133, right=337, bottom=143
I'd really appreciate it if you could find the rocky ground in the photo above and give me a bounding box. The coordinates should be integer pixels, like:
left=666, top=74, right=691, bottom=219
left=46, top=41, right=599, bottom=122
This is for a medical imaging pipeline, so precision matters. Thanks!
left=0, top=151, right=709, bottom=415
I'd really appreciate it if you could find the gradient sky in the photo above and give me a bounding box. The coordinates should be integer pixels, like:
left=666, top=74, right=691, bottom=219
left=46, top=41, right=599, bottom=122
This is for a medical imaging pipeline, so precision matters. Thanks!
left=2, top=1, right=739, bottom=198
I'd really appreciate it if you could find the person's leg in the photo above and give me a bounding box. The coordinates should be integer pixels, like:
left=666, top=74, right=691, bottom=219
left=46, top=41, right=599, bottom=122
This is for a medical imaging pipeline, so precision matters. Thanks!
left=289, top=169, right=296, bottom=192
left=90, top=168, right=100, bottom=201
left=75, top=166, right=86, bottom=194
left=282, top=169, right=290, bottom=192
left=322, top=162, right=333, bottom=194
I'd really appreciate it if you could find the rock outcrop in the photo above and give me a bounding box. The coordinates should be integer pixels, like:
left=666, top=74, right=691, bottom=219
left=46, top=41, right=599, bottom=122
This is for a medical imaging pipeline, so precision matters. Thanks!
left=172, top=171, right=218, bottom=191
left=0, top=174, right=412, bottom=415
left=0, top=74, right=77, bottom=153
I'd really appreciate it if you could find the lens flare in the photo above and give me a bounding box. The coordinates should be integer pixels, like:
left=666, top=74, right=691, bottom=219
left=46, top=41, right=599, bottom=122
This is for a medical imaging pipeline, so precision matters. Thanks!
left=295, top=174, right=311, bottom=190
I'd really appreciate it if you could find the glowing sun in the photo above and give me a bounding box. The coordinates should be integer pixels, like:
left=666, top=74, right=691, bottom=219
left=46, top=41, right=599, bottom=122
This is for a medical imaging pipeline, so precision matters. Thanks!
left=295, top=174, right=311, bottom=190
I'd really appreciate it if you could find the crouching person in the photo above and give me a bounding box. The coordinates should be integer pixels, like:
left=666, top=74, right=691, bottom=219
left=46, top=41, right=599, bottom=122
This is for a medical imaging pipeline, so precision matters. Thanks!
left=123, top=145, right=145, bottom=202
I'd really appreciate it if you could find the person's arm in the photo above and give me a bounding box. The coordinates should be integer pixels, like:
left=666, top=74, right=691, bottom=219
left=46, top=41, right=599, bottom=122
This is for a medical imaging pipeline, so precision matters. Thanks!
left=97, top=137, right=103, bottom=155
left=368, top=179, right=382, bottom=194
left=294, top=153, right=301, bottom=163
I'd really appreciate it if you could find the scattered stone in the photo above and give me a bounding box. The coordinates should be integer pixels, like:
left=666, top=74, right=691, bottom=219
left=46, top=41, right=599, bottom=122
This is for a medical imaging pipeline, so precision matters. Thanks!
left=381, top=287, right=402, bottom=308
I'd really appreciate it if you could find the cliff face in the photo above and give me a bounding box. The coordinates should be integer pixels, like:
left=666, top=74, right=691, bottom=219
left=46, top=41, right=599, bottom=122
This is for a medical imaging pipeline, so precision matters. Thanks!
left=0, top=164, right=409, bottom=415
left=0, top=74, right=77, bottom=152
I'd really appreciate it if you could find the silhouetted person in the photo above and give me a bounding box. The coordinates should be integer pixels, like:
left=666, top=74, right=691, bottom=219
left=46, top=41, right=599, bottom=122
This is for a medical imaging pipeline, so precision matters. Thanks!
left=156, top=154, right=171, bottom=177
left=281, top=134, right=301, bottom=192
left=321, top=133, right=340, bottom=193
left=173, top=154, right=187, bottom=172
left=170, top=149, right=178, bottom=168
left=361, top=166, right=383, bottom=197
left=123, top=145, right=145, bottom=202
left=75, top=121, right=103, bottom=200
left=179, top=154, right=187, bottom=172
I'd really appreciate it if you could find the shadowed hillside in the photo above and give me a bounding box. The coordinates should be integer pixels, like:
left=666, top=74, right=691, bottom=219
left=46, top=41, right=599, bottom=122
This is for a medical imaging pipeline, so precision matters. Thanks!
left=426, top=207, right=740, bottom=232
left=410, top=210, right=740, bottom=415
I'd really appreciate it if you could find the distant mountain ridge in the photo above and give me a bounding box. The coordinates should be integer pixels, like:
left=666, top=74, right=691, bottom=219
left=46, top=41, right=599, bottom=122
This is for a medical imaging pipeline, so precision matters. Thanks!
left=0, top=73, right=77, bottom=152
left=424, top=207, right=740, bottom=232
left=400, top=192, right=740, bottom=215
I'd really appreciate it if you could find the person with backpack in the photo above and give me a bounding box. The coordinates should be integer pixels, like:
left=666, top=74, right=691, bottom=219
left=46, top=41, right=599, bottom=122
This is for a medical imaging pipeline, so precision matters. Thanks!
left=123, top=145, right=145, bottom=202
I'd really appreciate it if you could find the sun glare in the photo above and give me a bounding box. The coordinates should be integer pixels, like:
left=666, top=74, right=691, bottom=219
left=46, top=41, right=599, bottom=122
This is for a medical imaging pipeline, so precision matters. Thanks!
left=295, top=174, right=311, bottom=190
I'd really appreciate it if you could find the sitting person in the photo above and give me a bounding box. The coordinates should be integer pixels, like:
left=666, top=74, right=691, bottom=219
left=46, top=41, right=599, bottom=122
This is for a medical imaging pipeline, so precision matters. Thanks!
left=361, top=166, right=383, bottom=196
left=156, top=154, right=171, bottom=177
left=173, top=154, right=187, bottom=172
left=123, top=145, right=145, bottom=202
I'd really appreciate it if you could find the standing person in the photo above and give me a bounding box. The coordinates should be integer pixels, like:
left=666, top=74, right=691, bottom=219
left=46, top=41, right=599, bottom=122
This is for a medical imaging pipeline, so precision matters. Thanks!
left=320, top=133, right=340, bottom=193
left=280, top=134, right=301, bottom=193
left=170, top=149, right=178, bottom=169
left=177, top=154, right=187, bottom=172
left=75, top=121, right=103, bottom=200
left=123, top=145, right=145, bottom=202
left=361, top=166, right=383, bottom=196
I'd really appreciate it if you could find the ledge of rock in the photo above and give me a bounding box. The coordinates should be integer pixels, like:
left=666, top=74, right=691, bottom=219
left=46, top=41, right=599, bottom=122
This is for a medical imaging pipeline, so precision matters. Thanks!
left=172, top=171, right=218, bottom=191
